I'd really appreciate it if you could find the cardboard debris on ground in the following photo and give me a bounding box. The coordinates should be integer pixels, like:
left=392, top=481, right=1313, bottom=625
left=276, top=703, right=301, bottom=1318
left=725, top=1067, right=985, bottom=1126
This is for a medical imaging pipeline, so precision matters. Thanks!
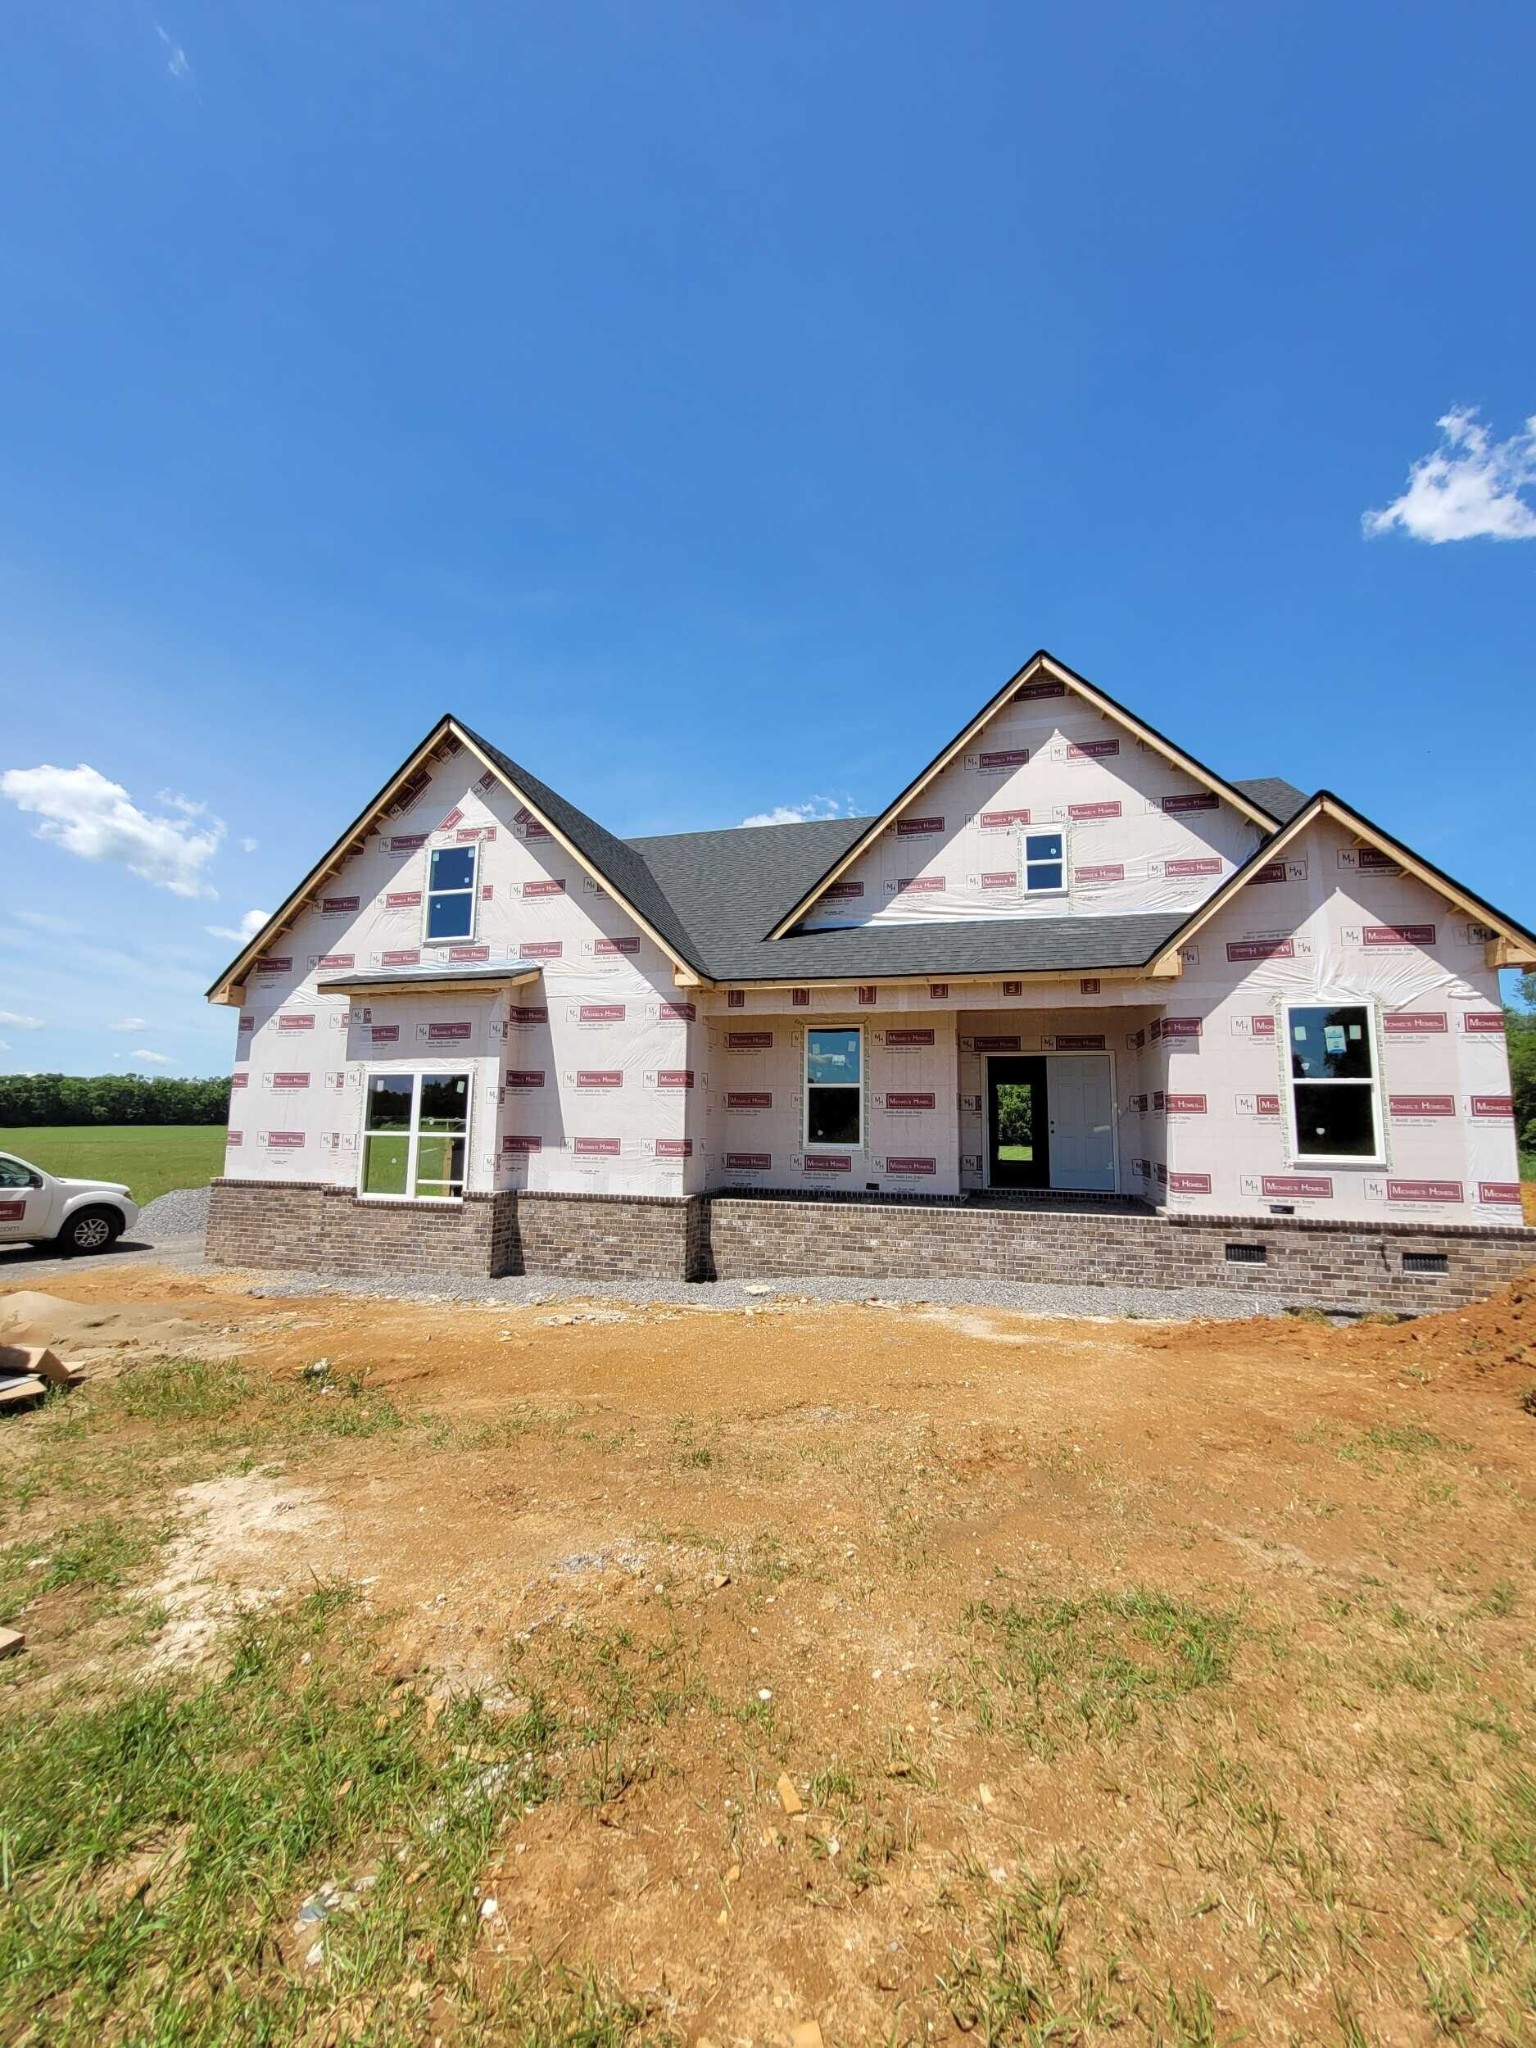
left=0, top=1377, right=48, bottom=1412
left=0, top=1626, right=24, bottom=1659
left=0, top=1343, right=84, bottom=1387
left=776, top=1773, right=804, bottom=1816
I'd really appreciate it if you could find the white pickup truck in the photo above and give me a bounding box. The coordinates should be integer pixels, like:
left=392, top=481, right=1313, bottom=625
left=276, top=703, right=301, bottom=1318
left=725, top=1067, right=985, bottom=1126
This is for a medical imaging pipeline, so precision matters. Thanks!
left=0, top=1149, right=140, bottom=1255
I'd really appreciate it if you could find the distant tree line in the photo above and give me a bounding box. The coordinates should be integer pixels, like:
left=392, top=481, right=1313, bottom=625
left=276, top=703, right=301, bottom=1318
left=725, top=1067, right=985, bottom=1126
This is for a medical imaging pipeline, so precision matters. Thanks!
left=1509, top=973, right=1536, bottom=1166
left=0, top=1073, right=231, bottom=1127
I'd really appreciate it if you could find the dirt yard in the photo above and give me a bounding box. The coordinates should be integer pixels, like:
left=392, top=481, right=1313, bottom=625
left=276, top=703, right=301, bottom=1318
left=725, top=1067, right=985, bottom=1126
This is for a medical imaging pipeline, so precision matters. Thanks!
left=3, top=1265, right=1535, bottom=2046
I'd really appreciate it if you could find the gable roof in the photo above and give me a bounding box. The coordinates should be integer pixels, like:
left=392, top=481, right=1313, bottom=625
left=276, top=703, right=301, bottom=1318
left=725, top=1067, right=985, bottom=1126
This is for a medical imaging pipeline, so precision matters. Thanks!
left=1150, top=789, right=1536, bottom=974
left=1230, top=777, right=1308, bottom=825
left=205, top=715, right=710, bottom=1003
left=765, top=648, right=1288, bottom=938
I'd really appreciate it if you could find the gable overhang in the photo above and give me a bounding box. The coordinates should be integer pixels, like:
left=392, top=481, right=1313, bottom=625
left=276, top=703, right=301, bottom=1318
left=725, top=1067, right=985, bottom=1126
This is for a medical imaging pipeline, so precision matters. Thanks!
left=765, top=649, right=1284, bottom=941
left=206, top=717, right=708, bottom=1007
left=1146, top=792, right=1536, bottom=978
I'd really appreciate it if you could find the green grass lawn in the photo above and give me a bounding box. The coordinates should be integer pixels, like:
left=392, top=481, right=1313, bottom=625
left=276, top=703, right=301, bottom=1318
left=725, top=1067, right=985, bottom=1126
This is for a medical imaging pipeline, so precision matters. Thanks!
left=0, top=1126, right=224, bottom=1207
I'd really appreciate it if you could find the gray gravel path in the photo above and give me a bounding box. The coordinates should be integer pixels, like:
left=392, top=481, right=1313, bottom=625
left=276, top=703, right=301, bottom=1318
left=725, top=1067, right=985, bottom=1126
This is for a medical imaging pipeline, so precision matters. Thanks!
left=2, top=1180, right=1286, bottom=1321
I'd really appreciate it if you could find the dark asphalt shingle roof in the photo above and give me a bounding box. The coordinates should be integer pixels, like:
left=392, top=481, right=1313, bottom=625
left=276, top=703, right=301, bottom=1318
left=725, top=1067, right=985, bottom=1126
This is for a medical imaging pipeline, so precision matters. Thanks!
left=1231, top=776, right=1308, bottom=824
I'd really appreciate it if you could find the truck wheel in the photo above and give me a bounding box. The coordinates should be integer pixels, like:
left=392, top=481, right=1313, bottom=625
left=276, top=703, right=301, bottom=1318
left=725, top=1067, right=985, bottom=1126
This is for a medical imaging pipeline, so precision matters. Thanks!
left=57, top=1208, right=121, bottom=1255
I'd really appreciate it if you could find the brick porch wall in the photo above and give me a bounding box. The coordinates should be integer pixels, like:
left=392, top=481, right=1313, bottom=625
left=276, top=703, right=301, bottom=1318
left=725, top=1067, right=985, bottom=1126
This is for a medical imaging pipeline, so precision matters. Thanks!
left=204, top=1178, right=1534, bottom=1311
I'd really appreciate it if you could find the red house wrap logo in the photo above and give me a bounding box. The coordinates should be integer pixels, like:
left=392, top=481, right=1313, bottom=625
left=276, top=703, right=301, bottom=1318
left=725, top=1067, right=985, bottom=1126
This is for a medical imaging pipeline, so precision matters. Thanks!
left=423, top=1022, right=472, bottom=1042
left=576, top=1070, right=623, bottom=1089
left=385, top=891, right=422, bottom=910
left=437, top=807, right=464, bottom=830
left=824, top=880, right=864, bottom=899
left=1464, top=1012, right=1504, bottom=1035
left=973, top=1035, right=1022, bottom=1053
left=895, top=816, right=944, bottom=836
left=369, top=1025, right=400, bottom=1044
left=256, top=956, right=292, bottom=976
left=510, top=1005, right=549, bottom=1025
left=1014, top=679, right=1065, bottom=700
left=886, top=1156, right=936, bottom=1174
left=654, top=1070, right=694, bottom=1089
left=455, top=825, right=496, bottom=843
left=727, top=1091, right=772, bottom=1109
left=1069, top=800, right=1121, bottom=821
left=1226, top=939, right=1294, bottom=962
left=1479, top=1182, right=1521, bottom=1205
left=1364, top=923, right=1436, bottom=948
left=981, top=871, right=1019, bottom=889
left=885, top=1028, right=935, bottom=1047
left=502, top=1135, right=542, bottom=1154
left=1074, top=864, right=1124, bottom=884
left=980, top=808, right=1031, bottom=832
left=580, top=1004, right=626, bottom=1023
left=238, top=1014, right=254, bottom=1032
left=658, top=1000, right=696, bottom=1022
left=885, top=1091, right=936, bottom=1111
left=1167, top=1172, right=1212, bottom=1194
left=506, top=1070, right=545, bottom=1088
left=448, top=944, right=489, bottom=963
left=978, top=748, right=1029, bottom=770
left=264, top=1131, right=306, bottom=1149
left=523, top=879, right=565, bottom=898
left=520, top=940, right=562, bottom=959
left=321, top=896, right=360, bottom=915
left=895, top=876, right=946, bottom=894
left=379, top=949, right=420, bottom=968
left=270, top=1072, right=311, bottom=1090
left=725, top=1031, right=773, bottom=1050
left=1389, top=1096, right=1455, bottom=1117
left=230, top=1071, right=249, bottom=1089
left=1158, top=1017, right=1202, bottom=1039
left=1471, top=1095, right=1514, bottom=1118
left=1387, top=1180, right=1463, bottom=1203
left=791, top=988, right=810, bottom=1007
left=654, top=1138, right=693, bottom=1158
left=1065, top=738, right=1119, bottom=759
left=1164, top=1093, right=1207, bottom=1114
left=513, top=807, right=551, bottom=839
left=573, top=1137, right=621, bottom=1157
left=1384, top=1012, right=1446, bottom=1034
left=1262, top=1175, right=1332, bottom=1198
left=1166, top=858, right=1222, bottom=878
left=312, top=952, right=355, bottom=972
left=1161, top=792, right=1219, bottom=813
left=595, top=936, right=641, bottom=955
left=278, top=1014, right=315, bottom=1032
left=725, top=1152, right=771, bottom=1171
left=225, top=1131, right=244, bottom=1147
left=388, top=833, right=427, bottom=854
left=805, top=1154, right=852, bottom=1172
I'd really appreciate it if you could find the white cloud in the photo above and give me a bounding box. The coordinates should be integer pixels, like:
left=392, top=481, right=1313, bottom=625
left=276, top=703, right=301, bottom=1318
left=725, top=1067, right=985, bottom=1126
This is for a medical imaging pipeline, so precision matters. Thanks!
left=240, top=836, right=259, bottom=853
left=132, top=1048, right=172, bottom=1066
left=0, top=1010, right=45, bottom=1029
left=111, top=1016, right=150, bottom=1031
left=13, top=910, right=75, bottom=932
left=1364, top=407, right=1536, bottom=543
left=205, top=908, right=271, bottom=943
left=154, top=23, right=194, bottom=84
left=739, top=795, right=859, bottom=828
left=0, top=763, right=225, bottom=897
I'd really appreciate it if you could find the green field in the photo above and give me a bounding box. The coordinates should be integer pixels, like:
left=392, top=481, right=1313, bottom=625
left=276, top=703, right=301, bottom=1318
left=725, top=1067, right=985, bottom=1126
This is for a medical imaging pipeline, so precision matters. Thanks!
left=0, top=1126, right=224, bottom=1207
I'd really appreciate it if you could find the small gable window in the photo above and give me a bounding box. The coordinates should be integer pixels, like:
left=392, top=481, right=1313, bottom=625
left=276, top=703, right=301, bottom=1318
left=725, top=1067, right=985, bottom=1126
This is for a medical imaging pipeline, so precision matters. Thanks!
left=425, top=845, right=478, bottom=941
left=1024, top=831, right=1066, bottom=895
left=1287, top=1004, right=1381, bottom=1160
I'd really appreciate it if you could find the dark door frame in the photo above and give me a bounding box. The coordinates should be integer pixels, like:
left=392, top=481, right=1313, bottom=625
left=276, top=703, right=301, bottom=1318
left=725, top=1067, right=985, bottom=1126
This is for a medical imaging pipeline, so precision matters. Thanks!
left=986, top=1055, right=1051, bottom=1190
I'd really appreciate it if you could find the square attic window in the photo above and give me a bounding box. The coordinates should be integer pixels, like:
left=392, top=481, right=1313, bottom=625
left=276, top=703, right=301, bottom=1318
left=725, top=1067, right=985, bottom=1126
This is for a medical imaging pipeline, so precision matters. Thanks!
left=1023, top=831, right=1065, bottom=894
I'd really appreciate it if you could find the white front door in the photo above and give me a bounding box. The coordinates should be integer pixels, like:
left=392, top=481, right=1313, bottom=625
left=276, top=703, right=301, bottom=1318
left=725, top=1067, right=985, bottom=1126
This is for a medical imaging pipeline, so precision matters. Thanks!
left=1046, top=1055, right=1116, bottom=1192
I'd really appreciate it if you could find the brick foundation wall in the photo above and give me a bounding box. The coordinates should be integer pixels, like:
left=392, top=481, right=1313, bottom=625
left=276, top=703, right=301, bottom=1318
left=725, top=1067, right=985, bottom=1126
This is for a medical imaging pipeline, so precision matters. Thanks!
left=705, top=1197, right=1535, bottom=1313
left=204, top=1179, right=1534, bottom=1311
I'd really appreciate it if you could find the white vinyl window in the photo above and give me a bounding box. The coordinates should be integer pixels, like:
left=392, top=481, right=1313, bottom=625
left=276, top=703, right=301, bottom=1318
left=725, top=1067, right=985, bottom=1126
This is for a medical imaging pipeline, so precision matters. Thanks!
left=1285, top=1004, right=1383, bottom=1162
left=424, top=844, right=479, bottom=943
left=1023, top=830, right=1067, bottom=894
left=805, top=1026, right=862, bottom=1148
left=359, top=1071, right=471, bottom=1200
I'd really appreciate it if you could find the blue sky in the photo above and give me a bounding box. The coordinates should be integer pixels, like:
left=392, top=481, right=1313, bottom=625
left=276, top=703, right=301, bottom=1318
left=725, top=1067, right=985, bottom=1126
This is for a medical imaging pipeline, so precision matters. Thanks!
left=2, top=1, right=1533, bottom=1076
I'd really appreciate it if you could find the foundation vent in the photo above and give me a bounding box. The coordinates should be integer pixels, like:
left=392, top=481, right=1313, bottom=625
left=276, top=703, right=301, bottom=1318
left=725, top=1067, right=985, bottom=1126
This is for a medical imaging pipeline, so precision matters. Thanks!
left=1224, top=1242, right=1267, bottom=1265
left=1403, top=1252, right=1449, bottom=1275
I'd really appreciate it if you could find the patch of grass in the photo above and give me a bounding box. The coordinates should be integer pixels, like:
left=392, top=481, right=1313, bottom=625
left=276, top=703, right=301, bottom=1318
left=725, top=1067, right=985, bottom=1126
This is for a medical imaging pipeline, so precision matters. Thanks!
left=116, top=1358, right=253, bottom=1425
left=940, top=1859, right=1122, bottom=2040
left=0, top=1584, right=663, bottom=2045
left=0, top=1126, right=225, bottom=1208
left=961, top=1587, right=1242, bottom=1754
left=0, top=1515, right=153, bottom=1626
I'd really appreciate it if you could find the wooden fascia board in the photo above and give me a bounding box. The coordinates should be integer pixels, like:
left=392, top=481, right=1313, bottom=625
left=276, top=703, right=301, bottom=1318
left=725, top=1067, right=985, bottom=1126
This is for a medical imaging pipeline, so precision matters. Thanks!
left=205, top=717, right=460, bottom=1006
left=1148, top=793, right=1536, bottom=975
left=766, top=650, right=1279, bottom=940
left=316, top=968, right=543, bottom=999
left=446, top=725, right=704, bottom=983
